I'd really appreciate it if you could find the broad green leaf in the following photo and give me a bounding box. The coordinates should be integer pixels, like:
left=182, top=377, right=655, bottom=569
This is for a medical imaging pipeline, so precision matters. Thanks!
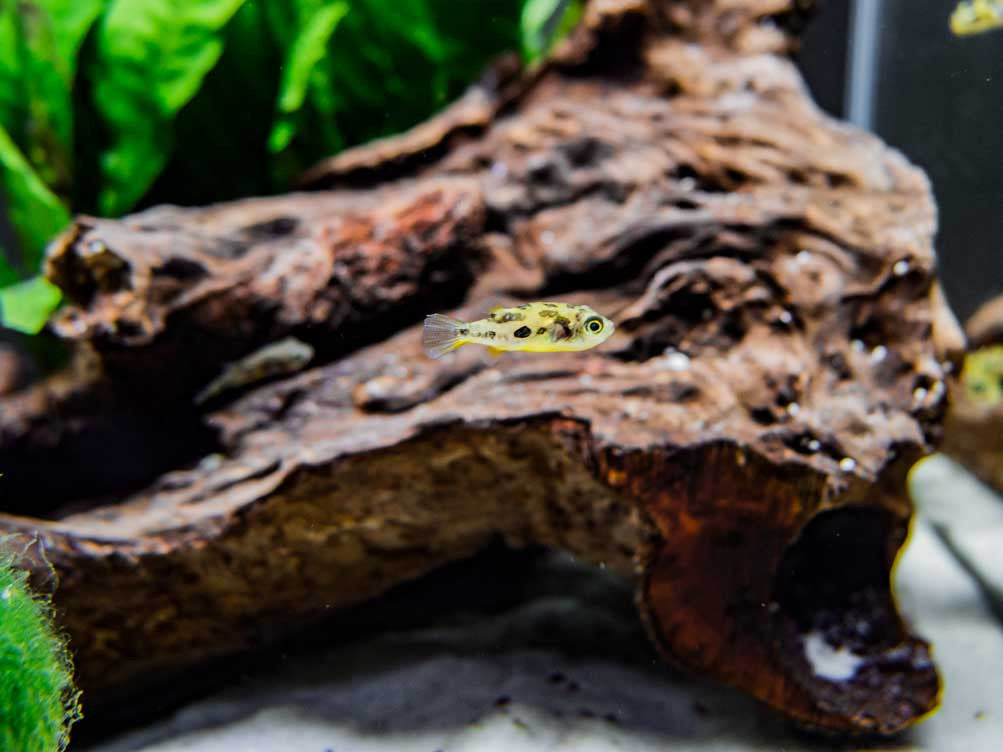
left=378, top=0, right=450, bottom=63
left=268, top=1, right=348, bottom=153
left=520, top=0, right=580, bottom=62
left=0, top=1, right=104, bottom=196
left=32, top=1, right=105, bottom=70
left=0, top=123, right=70, bottom=285
left=0, top=276, right=62, bottom=334
left=0, top=248, right=18, bottom=289
left=91, top=0, right=247, bottom=216
left=140, top=0, right=284, bottom=207
left=88, top=0, right=529, bottom=211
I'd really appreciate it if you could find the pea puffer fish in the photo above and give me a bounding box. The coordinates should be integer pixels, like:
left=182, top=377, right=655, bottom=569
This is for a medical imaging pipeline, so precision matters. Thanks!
left=950, top=0, right=1003, bottom=35
left=195, top=337, right=314, bottom=405
left=422, top=302, right=614, bottom=359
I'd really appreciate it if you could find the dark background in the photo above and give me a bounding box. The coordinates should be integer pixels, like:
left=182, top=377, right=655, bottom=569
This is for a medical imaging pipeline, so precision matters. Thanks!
left=798, top=0, right=1003, bottom=323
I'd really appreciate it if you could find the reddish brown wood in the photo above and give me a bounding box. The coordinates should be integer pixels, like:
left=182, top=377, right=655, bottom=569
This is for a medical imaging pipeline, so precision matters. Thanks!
left=0, top=0, right=961, bottom=736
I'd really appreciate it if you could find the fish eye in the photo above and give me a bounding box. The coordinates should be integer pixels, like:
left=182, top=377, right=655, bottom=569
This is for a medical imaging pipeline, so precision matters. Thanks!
left=585, top=317, right=604, bottom=334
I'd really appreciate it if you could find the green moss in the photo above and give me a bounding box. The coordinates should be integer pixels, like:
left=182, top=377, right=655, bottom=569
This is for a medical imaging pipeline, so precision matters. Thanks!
left=0, top=547, right=80, bottom=752
left=961, top=345, right=1003, bottom=406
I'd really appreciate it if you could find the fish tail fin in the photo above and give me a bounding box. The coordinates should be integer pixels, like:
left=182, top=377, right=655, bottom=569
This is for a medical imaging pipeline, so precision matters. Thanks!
left=422, top=314, right=467, bottom=359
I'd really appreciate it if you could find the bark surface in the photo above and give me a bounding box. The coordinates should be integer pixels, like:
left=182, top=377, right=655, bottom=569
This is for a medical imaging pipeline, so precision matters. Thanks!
left=0, top=0, right=961, bottom=737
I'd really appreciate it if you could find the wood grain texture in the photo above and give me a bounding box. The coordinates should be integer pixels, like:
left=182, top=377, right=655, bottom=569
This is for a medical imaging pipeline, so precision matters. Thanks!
left=0, top=0, right=961, bottom=736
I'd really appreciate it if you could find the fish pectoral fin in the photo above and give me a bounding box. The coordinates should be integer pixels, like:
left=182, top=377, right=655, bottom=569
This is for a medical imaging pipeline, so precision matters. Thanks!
left=487, top=346, right=505, bottom=357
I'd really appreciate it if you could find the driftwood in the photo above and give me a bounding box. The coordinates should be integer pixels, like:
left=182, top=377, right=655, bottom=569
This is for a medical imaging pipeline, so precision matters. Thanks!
left=0, top=0, right=963, bottom=737
left=964, top=294, right=1003, bottom=350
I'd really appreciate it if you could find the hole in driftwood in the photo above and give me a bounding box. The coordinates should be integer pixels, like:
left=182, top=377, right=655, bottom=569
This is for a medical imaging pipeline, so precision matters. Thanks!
left=0, top=411, right=222, bottom=520
left=774, top=506, right=897, bottom=644
left=772, top=506, right=938, bottom=732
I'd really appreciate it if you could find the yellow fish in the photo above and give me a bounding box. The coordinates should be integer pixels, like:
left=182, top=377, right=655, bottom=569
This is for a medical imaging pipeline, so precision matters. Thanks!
left=950, top=0, right=1003, bottom=35
left=422, top=302, right=615, bottom=358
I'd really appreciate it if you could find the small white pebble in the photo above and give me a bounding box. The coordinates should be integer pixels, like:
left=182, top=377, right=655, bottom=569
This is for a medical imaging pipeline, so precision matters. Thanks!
left=86, top=239, right=107, bottom=255
left=678, top=177, right=697, bottom=191
left=540, top=230, right=555, bottom=246
left=490, top=161, right=508, bottom=179
left=786, top=402, right=801, bottom=417
left=579, top=374, right=594, bottom=387
left=892, top=259, right=910, bottom=276
left=869, top=345, right=888, bottom=363
left=796, top=249, right=812, bottom=263
left=913, top=386, right=928, bottom=403
left=778, top=310, right=793, bottom=325
left=851, top=339, right=865, bottom=352
left=804, top=631, right=865, bottom=681
left=839, top=457, right=857, bottom=472
left=807, top=439, right=821, bottom=452
left=943, top=360, right=955, bottom=373
left=662, top=350, right=691, bottom=371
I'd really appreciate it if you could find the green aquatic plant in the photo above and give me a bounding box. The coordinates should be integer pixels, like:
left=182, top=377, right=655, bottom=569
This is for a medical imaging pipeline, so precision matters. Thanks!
left=0, top=542, right=80, bottom=752
left=961, top=345, right=1003, bottom=406
left=0, top=0, right=580, bottom=334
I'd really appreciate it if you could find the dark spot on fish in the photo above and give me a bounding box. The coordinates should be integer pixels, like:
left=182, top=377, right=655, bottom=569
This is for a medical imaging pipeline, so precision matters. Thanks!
left=488, top=313, right=498, bottom=321
left=514, top=326, right=532, bottom=338
left=518, top=304, right=531, bottom=309
left=542, top=302, right=558, bottom=308
left=536, top=327, right=547, bottom=335
left=459, top=328, right=469, bottom=335
left=485, top=330, right=496, bottom=339
left=554, top=316, right=570, bottom=326
left=500, top=312, right=524, bottom=322
left=538, top=309, right=558, bottom=318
